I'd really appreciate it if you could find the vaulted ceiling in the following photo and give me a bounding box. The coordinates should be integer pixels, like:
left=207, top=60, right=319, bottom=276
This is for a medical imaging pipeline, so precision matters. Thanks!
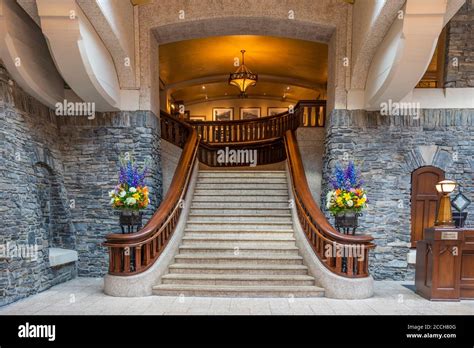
left=159, top=35, right=328, bottom=104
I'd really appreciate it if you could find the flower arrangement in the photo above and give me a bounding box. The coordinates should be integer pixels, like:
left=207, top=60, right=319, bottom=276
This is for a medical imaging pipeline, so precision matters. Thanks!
left=326, top=161, right=368, bottom=215
left=109, top=155, right=150, bottom=211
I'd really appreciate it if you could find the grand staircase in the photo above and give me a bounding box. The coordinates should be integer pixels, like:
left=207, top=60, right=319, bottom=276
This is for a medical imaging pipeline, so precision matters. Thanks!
left=152, top=170, right=325, bottom=297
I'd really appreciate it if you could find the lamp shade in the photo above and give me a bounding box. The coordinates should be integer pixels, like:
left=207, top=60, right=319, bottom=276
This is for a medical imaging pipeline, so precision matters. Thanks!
left=435, top=180, right=457, bottom=194
left=229, top=50, right=257, bottom=96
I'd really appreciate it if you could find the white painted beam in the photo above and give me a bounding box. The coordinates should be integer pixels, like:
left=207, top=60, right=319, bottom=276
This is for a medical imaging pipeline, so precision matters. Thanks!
left=37, top=0, right=120, bottom=111
left=76, top=0, right=137, bottom=89
left=0, top=0, right=64, bottom=107
left=362, top=0, right=465, bottom=110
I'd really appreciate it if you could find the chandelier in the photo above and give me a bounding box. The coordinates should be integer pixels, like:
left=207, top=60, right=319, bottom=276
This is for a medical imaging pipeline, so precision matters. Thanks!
left=228, top=50, right=258, bottom=97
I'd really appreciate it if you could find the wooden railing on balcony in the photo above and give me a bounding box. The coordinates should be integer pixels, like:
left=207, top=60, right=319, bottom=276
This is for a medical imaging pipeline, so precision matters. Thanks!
left=284, top=130, right=374, bottom=277
left=198, top=137, right=286, bottom=167
left=104, top=112, right=199, bottom=276
left=188, top=100, right=326, bottom=144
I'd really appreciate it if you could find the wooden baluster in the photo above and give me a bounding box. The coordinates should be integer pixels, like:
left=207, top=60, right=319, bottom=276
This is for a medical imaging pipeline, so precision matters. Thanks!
left=151, top=238, right=156, bottom=258
left=113, top=248, right=121, bottom=273
left=143, top=243, right=150, bottom=267
left=336, top=254, right=342, bottom=273
left=135, top=246, right=142, bottom=272
left=123, top=247, right=131, bottom=274
left=347, top=255, right=354, bottom=276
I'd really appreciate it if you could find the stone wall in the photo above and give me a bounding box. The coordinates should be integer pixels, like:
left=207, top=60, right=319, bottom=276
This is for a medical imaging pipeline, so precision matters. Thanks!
left=322, top=109, right=474, bottom=280
left=57, top=111, right=162, bottom=277
left=0, top=65, right=162, bottom=306
left=444, top=0, right=474, bottom=87
left=296, top=128, right=325, bottom=206
left=160, top=140, right=182, bottom=197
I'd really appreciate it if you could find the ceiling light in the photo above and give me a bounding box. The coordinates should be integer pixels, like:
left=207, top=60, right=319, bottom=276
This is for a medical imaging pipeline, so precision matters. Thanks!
left=229, top=50, right=258, bottom=98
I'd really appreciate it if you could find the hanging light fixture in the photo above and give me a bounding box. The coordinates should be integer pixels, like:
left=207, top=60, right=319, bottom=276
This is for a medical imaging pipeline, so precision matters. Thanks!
left=229, top=50, right=258, bottom=97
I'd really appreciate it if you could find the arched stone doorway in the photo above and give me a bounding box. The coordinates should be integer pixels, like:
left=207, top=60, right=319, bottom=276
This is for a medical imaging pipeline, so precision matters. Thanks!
left=139, top=8, right=350, bottom=114
left=33, top=162, right=74, bottom=250
left=410, top=166, right=445, bottom=248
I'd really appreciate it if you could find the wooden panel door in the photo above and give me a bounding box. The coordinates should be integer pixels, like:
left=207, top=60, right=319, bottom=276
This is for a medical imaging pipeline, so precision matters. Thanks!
left=411, top=166, right=444, bottom=248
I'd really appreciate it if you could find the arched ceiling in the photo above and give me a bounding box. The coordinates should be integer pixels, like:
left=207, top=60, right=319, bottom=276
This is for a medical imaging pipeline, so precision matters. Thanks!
left=159, top=35, right=328, bottom=103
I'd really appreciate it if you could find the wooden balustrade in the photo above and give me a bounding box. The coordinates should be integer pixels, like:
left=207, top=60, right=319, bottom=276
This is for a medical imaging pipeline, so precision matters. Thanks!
left=104, top=112, right=199, bottom=276
left=284, top=130, right=374, bottom=277
left=298, top=100, right=326, bottom=127
left=188, top=100, right=326, bottom=144
left=105, top=101, right=374, bottom=278
left=198, top=137, right=286, bottom=167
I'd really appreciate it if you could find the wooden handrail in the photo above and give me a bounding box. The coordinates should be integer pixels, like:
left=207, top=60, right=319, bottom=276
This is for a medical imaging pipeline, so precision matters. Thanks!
left=284, top=130, right=374, bottom=277
left=104, top=111, right=199, bottom=276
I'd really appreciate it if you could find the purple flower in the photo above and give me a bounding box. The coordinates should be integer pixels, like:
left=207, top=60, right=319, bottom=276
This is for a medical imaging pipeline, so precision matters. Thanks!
left=330, top=161, right=363, bottom=191
left=117, top=155, right=148, bottom=188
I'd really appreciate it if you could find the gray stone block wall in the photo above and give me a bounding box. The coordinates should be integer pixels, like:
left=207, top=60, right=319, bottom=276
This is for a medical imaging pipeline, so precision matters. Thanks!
left=57, top=112, right=162, bottom=277
left=322, top=109, right=474, bottom=280
left=444, top=0, right=474, bottom=88
left=0, top=65, right=162, bottom=306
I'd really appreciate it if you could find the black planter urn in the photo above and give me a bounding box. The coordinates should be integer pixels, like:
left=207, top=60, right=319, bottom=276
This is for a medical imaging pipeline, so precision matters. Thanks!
left=334, top=211, right=361, bottom=235
left=119, top=210, right=143, bottom=234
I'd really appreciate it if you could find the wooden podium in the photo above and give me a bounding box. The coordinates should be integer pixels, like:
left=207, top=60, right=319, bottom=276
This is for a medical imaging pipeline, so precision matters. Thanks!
left=415, top=227, right=474, bottom=301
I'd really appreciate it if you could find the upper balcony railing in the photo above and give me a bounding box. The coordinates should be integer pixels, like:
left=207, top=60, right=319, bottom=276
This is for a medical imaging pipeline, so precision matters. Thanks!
left=188, top=100, right=326, bottom=144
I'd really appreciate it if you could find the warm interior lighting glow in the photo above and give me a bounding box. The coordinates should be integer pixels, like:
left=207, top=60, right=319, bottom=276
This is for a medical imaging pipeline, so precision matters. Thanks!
left=435, top=180, right=457, bottom=194
left=435, top=180, right=457, bottom=226
left=229, top=50, right=258, bottom=97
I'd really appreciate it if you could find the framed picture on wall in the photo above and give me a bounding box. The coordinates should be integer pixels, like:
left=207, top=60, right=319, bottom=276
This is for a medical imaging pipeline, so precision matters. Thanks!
left=212, top=107, right=234, bottom=121
left=240, top=107, right=261, bottom=120
left=189, top=115, right=206, bottom=121
left=267, top=107, right=288, bottom=116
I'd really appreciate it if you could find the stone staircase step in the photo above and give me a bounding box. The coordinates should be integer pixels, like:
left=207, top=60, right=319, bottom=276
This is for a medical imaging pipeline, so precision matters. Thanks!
left=152, top=284, right=325, bottom=297
left=161, top=274, right=315, bottom=286
left=193, top=189, right=289, bottom=196
left=195, top=183, right=288, bottom=189
left=182, top=235, right=295, bottom=244
left=178, top=244, right=299, bottom=255
left=197, top=178, right=287, bottom=184
left=191, top=202, right=289, bottom=207
left=168, top=263, right=309, bottom=275
left=198, top=171, right=286, bottom=178
left=173, top=254, right=304, bottom=265
left=192, top=196, right=289, bottom=202
left=184, top=232, right=296, bottom=239
left=187, top=215, right=292, bottom=223
left=190, top=209, right=290, bottom=215
left=187, top=220, right=293, bottom=227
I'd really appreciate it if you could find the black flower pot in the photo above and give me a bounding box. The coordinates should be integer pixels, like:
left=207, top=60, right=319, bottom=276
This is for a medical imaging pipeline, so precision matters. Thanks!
left=334, top=212, right=361, bottom=235
left=119, top=210, right=143, bottom=234
left=452, top=212, right=468, bottom=228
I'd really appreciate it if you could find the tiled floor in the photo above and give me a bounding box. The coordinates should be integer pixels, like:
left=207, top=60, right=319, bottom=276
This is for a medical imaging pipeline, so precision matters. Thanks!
left=1, top=278, right=473, bottom=315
